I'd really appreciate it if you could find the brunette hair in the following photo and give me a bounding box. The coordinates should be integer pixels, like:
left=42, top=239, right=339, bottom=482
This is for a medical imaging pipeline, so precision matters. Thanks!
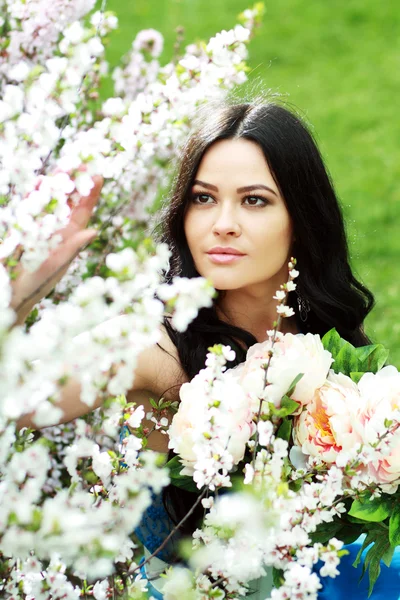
left=157, top=99, right=374, bottom=545
left=159, top=100, right=374, bottom=380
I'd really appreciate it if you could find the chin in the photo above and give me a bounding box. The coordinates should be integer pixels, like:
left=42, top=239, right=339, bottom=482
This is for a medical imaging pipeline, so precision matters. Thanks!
left=195, top=264, right=246, bottom=290
left=210, top=278, right=245, bottom=291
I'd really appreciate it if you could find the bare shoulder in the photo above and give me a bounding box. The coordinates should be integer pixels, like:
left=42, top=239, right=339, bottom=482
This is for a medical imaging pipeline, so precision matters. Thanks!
left=127, top=324, right=187, bottom=452
left=127, top=323, right=187, bottom=453
left=132, top=323, right=188, bottom=399
left=90, top=314, right=187, bottom=398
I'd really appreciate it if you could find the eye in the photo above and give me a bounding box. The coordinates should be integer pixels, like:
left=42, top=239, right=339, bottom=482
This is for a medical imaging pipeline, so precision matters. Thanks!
left=191, top=193, right=215, bottom=205
left=243, top=195, right=269, bottom=207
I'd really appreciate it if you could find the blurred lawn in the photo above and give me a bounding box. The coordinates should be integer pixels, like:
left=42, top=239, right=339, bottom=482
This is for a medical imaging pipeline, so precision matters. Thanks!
left=100, top=0, right=400, bottom=365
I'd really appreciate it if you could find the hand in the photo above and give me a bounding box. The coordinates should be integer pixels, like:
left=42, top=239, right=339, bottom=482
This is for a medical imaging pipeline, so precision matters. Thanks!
left=10, top=175, right=104, bottom=325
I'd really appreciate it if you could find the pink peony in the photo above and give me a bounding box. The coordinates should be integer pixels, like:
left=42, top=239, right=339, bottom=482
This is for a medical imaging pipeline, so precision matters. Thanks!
left=356, top=366, right=400, bottom=484
left=293, top=372, right=362, bottom=464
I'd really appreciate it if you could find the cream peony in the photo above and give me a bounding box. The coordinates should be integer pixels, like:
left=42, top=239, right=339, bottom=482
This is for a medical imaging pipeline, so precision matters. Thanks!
left=168, top=370, right=254, bottom=468
left=233, top=333, right=333, bottom=411
left=168, top=372, right=210, bottom=463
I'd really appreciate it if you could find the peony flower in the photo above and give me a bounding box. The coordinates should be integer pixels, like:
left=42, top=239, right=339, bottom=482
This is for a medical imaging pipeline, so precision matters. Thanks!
left=169, top=369, right=254, bottom=470
left=233, top=333, right=333, bottom=412
left=356, top=366, right=400, bottom=484
left=293, top=371, right=362, bottom=464
left=168, top=374, right=210, bottom=463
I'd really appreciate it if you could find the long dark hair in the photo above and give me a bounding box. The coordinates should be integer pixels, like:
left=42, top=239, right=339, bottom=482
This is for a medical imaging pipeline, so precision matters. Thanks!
left=159, top=100, right=374, bottom=379
left=157, top=100, right=374, bottom=546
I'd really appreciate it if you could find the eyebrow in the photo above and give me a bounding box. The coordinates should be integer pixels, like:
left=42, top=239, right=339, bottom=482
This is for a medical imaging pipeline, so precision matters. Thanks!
left=193, top=180, right=278, bottom=197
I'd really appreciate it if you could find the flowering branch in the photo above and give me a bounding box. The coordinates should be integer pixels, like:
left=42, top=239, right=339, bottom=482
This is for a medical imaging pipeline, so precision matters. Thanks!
left=251, top=257, right=299, bottom=467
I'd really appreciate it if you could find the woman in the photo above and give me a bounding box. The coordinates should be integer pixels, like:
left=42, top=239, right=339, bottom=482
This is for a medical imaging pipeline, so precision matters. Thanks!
left=13, top=101, right=399, bottom=598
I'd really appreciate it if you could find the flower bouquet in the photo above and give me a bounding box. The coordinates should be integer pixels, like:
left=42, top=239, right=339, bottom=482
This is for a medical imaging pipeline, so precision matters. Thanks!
left=167, top=260, right=400, bottom=599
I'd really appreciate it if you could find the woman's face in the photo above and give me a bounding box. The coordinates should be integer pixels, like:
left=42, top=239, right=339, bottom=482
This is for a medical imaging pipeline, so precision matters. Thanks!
left=183, top=138, right=294, bottom=294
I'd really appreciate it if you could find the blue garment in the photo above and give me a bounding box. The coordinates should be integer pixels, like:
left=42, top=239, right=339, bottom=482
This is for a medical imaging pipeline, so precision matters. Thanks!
left=139, top=557, right=164, bottom=600
left=317, top=536, right=400, bottom=600
left=120, top=425, right=179, bottom=562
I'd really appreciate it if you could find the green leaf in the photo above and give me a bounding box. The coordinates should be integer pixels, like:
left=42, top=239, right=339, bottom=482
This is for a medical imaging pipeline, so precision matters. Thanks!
left=273, top=395, right=300, bottom=418
left=321, top=328, right=347, bottom=359
left=350, top=372, right=364, bottom=384
left=347, top=513, right=372, bottom=525
left=356, top=344, right=390, bottom=373
left=352, top=527, right=379, bottom=569
left=334, top=342, right=359, bottom=376
left=370, top=346, right=389, bottom=372
left=367, top=550, right=381, bottom=597
left=339, top=524, right=365, bottom=545
left=286, top=372, right=304, bottom=397
left=27, top=508, right=42, bottom=532
left=276, top=418, right=292, bottom=442
left=149, top=398, right=158, bottom=409
left=361, top=536, right=392, bottom=596
left=289, top=479, right=302, bottom=492
left=310, top=517, right=361, bottom=545
left=166, top=456, right=198, bottom=493
left=349, top=498, right=391, bottom=523
left=230, top=473, right=245, bottom=493
left=310, top=520, right=343, bottom=544
left=355, top=344, right=377, bottom=364
left=382, top=544, right=394, bottom=568
left=389, top=503, right=400, bottom=546
left=272, top=567, right=284, bottom=588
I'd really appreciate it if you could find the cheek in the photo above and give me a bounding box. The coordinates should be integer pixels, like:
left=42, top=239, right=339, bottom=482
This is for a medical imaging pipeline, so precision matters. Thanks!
left=184, top=210, right=207, bottom=250
left=256, top=215, right=293, bottom=252
left=275, top=212, right=294, bottom=250
left=183, top=212, right=198, bottom=254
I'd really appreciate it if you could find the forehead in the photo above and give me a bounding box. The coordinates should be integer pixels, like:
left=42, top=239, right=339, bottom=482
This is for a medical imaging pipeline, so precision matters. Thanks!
left=195, top=138, right=278, bottom=192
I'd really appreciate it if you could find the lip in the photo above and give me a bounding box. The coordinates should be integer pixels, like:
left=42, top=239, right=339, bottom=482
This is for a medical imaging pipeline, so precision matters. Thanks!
left=206, top=247, right=246, bottom=265
left=207, top=247, right=245, bottom=256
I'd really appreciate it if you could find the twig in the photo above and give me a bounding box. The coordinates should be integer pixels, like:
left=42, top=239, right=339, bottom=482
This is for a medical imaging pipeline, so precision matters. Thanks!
left=251, top=315, right=282, bottom=469
left=130, top=486, right=208, bottom=575
left=211, top=575, right=228, bottom=589
left=251, top=257, right=298, bottom=468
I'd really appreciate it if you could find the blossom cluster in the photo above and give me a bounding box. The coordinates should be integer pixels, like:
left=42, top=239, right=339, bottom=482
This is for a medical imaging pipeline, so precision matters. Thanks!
left=0, top=0, right=260, bottom=278
left=0, top=1, right=264, bottom=597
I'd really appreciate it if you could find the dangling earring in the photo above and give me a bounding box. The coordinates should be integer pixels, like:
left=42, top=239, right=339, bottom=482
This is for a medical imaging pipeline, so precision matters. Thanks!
left=296, top=292, right=310, bottom=322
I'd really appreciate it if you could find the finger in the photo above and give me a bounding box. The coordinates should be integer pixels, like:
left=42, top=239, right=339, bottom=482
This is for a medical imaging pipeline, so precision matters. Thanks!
left=10, top=229, right=98, bottom=316
left=69, top=175, right=103, bottom=230
left=57, top=175, right=103, bottom=241
left=35, top=229, right=98, bottom=282
left=59, top=229, right=98, bottom=262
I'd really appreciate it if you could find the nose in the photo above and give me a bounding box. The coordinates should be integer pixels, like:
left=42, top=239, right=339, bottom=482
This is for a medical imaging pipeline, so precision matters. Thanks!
left=211, top=205, right=241, bottom=237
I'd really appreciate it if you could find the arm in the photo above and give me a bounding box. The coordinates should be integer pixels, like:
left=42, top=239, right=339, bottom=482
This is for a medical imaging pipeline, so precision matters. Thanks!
left=8, top=175, right=185, bottom=433
left=16, top=324, right=185, bottom=432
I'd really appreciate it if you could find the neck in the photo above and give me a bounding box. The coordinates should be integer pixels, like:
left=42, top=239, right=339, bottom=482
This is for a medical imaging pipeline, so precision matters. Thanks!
left=216, top=286, right=299, bottom=343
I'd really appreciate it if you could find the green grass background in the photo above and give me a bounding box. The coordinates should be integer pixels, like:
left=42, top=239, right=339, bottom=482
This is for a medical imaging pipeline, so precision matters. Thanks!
left=100, top=0, right=400, bottom=365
